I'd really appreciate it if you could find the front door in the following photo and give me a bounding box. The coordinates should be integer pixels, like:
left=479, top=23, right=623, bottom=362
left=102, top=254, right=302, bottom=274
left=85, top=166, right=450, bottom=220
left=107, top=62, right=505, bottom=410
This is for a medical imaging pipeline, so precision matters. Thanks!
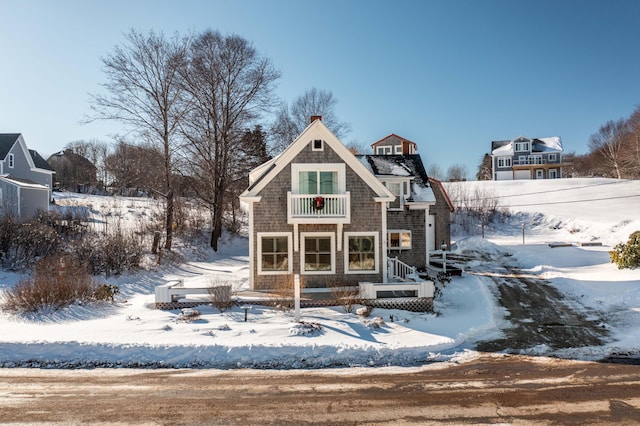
left=535, top=169, right=544, bottom=179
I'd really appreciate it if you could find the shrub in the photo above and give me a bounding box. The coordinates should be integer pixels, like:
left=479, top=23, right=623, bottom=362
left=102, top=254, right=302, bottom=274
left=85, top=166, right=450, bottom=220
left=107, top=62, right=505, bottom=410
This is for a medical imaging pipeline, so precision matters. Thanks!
left=207, top=283, right=234, bottom=312
left=72, top=226, right=142, bottom=276
left=269, top=275, right=305, bottom=312
left=94, top=283, right=120, bottom=302
left=1, top=254, right=106, bottom=314
left=610, top=231, right=640, bottom=269
left=0, top=215, right=61, bottom=270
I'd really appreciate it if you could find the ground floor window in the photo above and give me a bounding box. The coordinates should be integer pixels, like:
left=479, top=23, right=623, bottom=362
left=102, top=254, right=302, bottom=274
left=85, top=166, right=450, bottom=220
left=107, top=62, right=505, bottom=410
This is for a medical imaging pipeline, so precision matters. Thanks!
left=345, top=232, right=378, bottom=273
left=388, top=230, right=411, bottom=250
left=258, top=233, right=291, bottom=274
left=301, top=232, right=334, bottom=274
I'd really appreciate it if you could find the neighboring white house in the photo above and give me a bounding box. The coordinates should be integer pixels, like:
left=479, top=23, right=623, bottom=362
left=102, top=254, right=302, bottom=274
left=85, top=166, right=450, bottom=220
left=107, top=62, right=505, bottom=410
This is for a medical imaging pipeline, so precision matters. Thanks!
left=491, top=135, right=567, bottom=181
left=0, top=134, right=54, bottom=219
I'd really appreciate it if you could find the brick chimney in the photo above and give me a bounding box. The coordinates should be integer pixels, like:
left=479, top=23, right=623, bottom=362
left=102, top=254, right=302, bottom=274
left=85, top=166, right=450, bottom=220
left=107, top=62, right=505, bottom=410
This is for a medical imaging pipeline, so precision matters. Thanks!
left=310, top=115, right=322, bottom=123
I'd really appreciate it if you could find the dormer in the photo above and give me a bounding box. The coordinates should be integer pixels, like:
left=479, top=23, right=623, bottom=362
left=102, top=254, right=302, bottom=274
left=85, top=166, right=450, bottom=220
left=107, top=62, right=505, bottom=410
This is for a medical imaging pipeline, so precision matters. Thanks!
left=371, top=134, right=418, bottom=155
left=513, top=136, right=532, bottom=153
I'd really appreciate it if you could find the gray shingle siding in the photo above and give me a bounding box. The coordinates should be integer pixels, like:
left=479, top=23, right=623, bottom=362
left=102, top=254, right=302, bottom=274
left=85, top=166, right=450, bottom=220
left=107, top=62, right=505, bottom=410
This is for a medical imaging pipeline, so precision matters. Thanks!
left=251, top=141, right=385, bottom=291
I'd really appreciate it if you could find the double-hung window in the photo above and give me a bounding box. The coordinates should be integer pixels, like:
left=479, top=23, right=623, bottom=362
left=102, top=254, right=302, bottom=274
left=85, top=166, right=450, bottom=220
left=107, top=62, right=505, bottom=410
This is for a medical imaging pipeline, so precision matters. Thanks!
left=258, top=233, right=291, bottom=274
left=345, top=232, right=378, bottom=273
left=301, top=232, right=335, bottom=274
left=7, top=154, right=14, bottom=169
left=497, top=157, right=512, bottom=168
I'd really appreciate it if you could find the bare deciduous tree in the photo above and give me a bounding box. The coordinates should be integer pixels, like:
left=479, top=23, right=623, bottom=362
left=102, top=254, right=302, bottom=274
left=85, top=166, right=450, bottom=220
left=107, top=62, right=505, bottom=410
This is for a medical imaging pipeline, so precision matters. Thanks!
left=426, top=163, right=444, bottom=180
left=178, top=30, right=280, bottom=251
left=446, top=164, right=468, bottom=182
left=89, top=29, right=190, bottom=250
left=270, top=87, right=351, bottom=154
left=65, top=139, right=110, bottom=190
left=106, top=140, right=164, bottom=195
left=588, top=119, right=627, bottom=179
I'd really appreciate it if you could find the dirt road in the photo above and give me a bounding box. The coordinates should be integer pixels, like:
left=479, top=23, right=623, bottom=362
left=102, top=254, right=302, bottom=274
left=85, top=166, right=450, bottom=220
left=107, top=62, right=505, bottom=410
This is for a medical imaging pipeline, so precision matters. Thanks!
left=1, top=355, right=639, bottom=425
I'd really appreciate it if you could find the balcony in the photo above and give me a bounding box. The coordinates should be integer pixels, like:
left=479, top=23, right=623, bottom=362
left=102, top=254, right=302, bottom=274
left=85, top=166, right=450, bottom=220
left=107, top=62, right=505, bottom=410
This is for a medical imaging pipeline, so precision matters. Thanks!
left=287, top=192, right=350, bottom=224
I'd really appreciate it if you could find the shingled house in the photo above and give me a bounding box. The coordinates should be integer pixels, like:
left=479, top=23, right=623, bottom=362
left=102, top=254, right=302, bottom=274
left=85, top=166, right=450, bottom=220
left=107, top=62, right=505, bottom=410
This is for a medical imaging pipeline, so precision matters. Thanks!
left=240, top=118, right=453, bottom=304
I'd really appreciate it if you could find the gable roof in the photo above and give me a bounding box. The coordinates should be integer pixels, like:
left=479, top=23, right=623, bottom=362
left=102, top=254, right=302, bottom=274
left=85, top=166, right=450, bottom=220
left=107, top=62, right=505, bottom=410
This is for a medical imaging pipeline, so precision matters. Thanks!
left=29, top=149, right=54, bottom=171
left=0, top=134, right=21, bottom=160
left=370, top=133, right=418, bottom=148
left=241, top=119, right=394, bottom=201
left=0, top=133, right=54, bottom=172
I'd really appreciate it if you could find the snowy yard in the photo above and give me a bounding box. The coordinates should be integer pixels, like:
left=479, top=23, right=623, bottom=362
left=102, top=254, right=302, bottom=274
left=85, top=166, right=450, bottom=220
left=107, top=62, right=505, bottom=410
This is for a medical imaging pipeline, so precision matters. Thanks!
left=0, top=178, right=638, bottom=368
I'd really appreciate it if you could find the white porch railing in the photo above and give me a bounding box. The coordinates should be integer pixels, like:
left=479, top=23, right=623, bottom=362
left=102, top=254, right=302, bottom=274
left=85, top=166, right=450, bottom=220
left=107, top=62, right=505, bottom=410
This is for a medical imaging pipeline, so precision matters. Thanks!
left=387, top=256, right=417, bottom=281
left=287, top=192, right=350, bottom=220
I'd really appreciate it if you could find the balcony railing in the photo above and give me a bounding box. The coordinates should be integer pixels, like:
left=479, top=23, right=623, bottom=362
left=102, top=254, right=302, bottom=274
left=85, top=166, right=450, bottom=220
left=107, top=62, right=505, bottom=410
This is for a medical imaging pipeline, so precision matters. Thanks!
left=287, top=192, right=350, bottom=223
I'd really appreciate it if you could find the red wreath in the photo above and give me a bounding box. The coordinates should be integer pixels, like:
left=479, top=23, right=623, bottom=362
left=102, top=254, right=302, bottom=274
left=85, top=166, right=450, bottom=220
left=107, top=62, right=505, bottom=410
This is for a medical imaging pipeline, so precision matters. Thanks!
left=313, top=196, right=325, bottom=210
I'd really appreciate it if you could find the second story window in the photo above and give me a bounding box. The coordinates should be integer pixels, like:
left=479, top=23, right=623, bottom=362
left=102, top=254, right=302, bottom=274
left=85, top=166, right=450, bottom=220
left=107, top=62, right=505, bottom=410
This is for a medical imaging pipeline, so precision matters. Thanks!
left=497, top=157, right=512, bottom=168
left=548, top=153, right=557, bottom=162
left=7, top=154, right=14, bottom=168
left=299, top=171, right=338, bottom=194
left=292, top=163, right=345, bottom=195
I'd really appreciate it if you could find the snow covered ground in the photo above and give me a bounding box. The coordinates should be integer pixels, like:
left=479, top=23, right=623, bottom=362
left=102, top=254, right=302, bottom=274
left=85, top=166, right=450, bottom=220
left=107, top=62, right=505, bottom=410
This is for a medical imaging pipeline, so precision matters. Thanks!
left=0, top=178, right=638, bottom=368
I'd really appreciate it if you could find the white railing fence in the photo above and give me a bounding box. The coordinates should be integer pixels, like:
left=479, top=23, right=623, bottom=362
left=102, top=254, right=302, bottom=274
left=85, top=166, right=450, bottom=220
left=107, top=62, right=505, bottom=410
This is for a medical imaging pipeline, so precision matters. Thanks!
left=387, top=256, right=417, bottom=281
left=288, top=192, right=349, bottom=217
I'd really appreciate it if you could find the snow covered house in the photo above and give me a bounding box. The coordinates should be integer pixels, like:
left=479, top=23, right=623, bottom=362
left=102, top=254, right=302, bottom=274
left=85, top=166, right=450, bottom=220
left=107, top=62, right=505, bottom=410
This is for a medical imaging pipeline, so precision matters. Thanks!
left=0, top=134, right=54, bottom=219
left=240, top=117, right=452, bottom=305
left=359, top=153, right=454, bottom=270
left=491, top=135, right=566, bottom=180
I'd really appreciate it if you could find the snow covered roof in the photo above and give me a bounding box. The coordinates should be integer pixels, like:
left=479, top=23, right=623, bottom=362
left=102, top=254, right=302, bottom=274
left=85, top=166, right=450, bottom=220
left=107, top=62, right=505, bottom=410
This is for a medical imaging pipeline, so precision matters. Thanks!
left=359, top=154, right=436, bottom=203
left=533, top=137, right=563, bottom=153
left=0, top=174, right=49, bottom=189
left=491, top=136, right=563, bottom=155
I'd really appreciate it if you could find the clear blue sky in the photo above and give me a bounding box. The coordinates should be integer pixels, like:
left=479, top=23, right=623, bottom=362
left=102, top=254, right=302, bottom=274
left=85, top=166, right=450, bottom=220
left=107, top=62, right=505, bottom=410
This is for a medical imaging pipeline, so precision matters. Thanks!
left=2, top=0, right=639, bottom=178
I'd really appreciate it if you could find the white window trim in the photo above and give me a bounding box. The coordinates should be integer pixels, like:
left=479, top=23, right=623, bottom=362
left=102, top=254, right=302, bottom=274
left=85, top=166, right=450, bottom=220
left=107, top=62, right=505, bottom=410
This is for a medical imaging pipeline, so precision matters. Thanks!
left=548, top=153, right=557, bottom=162
left=498, top=157, right=512, bottom=168
left=312, top=139, right=324, bottom=151
left=344, top=232, right=379, bottom=274
left=7, top=153, right=14, bottom=168
left=300, top=232, right=335, bottom=275
left=257, top=232, right=292, bottom=275
left=515, top=142, right=530, bottom=152
left=381, top=178, right=410, bottom=210
left=388, top=230, right=412, bottom=250
left=394, top=145, right=402, bottom=154
left=291, top=163, right=346, bottom=194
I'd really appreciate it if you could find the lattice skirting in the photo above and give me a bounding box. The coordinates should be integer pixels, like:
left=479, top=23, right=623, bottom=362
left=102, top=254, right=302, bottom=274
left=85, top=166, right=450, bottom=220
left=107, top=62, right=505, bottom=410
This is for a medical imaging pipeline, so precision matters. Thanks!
left=155, top=297, right=433, bottom=313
